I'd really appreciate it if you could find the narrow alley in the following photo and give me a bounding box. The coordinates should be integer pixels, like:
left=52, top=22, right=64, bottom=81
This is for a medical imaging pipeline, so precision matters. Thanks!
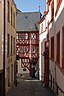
left=0, top=0, right=64, bottom=96
left=7, top=75, right=56, bottom=96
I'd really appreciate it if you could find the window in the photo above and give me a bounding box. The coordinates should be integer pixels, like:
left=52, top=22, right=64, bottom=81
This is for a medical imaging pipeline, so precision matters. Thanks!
left=20, top=46, right=24, bottom=53
left=62, top=26, right=64, bottom=68
left=18, top=33, right=23, bottom=39
left=25, top=33, right=28, bottom=39
left=51, top=1, right=54, bottom=20
left=32, top=46, right=35, bottom=53
left=57, top=32, right=60, bottom=65
left=11, top=36, right=12, bottom=55
left=11, top=7, right=12, bottom=25
left=11, top=64, right=13, bottom=81
left=16, top=34, right=18, bottom=39
left=13, top=38, right=15, bottom=55
left=7, top=34, right=10, bottom=56
left=12, top=12, right=15, bottom=27
left=13, top=13, right=15, bottom=27
left=51, top=36, right=54, bottom=60
left=26, top=46, right=29, bottom=52
left=8, top=1, right=10, bottom=22
left=24, top=47, right=27, bottom=53
left=23, top=69, right=26, bottom=71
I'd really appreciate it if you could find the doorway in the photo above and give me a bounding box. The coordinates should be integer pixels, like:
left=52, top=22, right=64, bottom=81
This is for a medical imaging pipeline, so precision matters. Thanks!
left=44, top=41, right=49, bottom=86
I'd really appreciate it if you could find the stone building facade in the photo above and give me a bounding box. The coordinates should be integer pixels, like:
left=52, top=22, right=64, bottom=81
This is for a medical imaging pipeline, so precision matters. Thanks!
left=0, top=0, right=16, bottom=95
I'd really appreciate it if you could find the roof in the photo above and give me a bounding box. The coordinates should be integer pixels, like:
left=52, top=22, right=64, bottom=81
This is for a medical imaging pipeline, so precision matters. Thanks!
left=17, top=9, right=21, bottom=13
left=16, top=12, right=40, bottom=32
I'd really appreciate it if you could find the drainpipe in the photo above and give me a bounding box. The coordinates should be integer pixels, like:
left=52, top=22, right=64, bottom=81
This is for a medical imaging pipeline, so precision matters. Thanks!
left=3, top=0, right=5, bottom=95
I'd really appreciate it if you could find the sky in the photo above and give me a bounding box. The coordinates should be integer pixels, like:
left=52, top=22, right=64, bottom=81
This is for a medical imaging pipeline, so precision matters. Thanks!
left=14, top=0, right=46, bottom=15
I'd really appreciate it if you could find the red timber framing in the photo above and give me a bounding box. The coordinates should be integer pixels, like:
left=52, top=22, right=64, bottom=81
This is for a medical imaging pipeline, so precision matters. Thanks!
left=46, top=0, right=51, bottom=5
left=57, top=31, right=60, bottom=65
left=51, top=1, right=54, bottom=21
left=16, top=31, right=39, bottom=70
left=55, top=0, right=62, bottom=16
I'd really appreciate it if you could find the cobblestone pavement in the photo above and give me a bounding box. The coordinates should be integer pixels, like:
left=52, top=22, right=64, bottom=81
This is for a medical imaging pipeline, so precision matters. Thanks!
left=7, top=76, right=56, bottom=96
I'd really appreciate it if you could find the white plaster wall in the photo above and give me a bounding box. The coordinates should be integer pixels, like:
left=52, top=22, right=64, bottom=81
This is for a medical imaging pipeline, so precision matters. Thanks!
left=49, top=60, right=55, bottom=78
left=46, top=4, right=51, bottom=28
left=0, top=0, right=17, bottom=94
left=48, top=4, right=51, bottom=22
left=56, top=65, right=64, bottom=93
left=49, top=20, right=55, bottom=58
left=49, top=3, right=64, bottom=95
left=39, top=20, right=47, bottom=80
left=41, top=39, right=46, bottom=81
left=49, top=21, right=56, bottom=90
left=55, top=8, right=64, bottom=68
left=4, top=0, right=16, bottom=93
left=55, top=7, right=64, bottom=94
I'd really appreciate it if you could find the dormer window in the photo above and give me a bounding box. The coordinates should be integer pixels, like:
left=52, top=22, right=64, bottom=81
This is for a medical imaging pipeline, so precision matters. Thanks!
left=25, top=16, right=27, bottom=19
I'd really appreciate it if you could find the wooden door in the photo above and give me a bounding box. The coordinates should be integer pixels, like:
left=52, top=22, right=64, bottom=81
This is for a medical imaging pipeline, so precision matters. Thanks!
left=44, top=41, right=49, bottom=86
left=57, top=32, right=60, bottom=65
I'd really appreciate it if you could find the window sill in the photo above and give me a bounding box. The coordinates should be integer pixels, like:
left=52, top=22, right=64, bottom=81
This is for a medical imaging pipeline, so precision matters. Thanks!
left=48, top=16, right=54, bottom=26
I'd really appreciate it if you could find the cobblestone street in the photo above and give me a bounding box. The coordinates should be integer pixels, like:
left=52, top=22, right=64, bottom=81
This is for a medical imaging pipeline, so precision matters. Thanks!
left=7, top=75, right=56, bottom=96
